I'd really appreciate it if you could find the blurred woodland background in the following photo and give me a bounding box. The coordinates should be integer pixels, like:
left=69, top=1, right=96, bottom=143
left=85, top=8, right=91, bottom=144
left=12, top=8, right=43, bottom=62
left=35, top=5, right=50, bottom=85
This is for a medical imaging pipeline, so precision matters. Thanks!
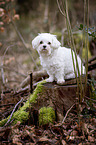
left=0, top=0, right=96, bottom=90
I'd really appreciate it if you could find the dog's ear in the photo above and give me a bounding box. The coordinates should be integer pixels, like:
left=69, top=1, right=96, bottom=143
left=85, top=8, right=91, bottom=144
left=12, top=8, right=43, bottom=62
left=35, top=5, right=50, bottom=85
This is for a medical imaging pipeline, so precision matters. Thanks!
left=32, top=36, right=40, bottom=49
left=52, top=36, right=61, bottom=49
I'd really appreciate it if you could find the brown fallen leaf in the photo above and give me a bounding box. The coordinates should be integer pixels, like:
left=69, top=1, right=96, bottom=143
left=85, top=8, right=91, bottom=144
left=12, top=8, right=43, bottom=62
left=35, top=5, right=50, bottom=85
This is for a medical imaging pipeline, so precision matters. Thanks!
left=78, top=143, right=83, bottom=145
left=0, top=27, right=4, bottom=32
left=70, top=130, right=78, bottom=136
left=81, top=122, right=89, bottom=135
left=4, top=57, right=15, bottom=65
left=91, top=117, right=96, bottom=124
left=69, top=136, right=75, bottom=140
left=62, top=139, right=67, bottom=145
left=88, top=136, right=95, bottom=142
left=12, top=135, right=22, bottom=145
left=63, top=129, right=68, bottom=136
left=26, top=143, right=35, bottom=145
left=66, top=135, right=69, bottom=140
left=38, top=136, right=49, bottom=142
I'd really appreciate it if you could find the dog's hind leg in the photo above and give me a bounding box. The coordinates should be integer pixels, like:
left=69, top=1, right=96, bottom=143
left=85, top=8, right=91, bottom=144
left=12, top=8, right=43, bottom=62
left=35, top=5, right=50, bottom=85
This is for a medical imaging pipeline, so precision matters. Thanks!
left=65, top=73, right=75, bottom=80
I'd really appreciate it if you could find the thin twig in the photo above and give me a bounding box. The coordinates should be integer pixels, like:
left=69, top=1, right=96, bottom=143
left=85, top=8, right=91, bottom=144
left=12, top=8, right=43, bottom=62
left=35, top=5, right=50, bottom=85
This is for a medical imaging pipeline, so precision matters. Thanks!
left=29, top=72, right=33, bottom=93
left=11, top=20, right=39, bottom=70
left=49, top=125, right=61, bottom=137
left=1, top=59, right=5, bottom=84
left=3, top=43, right=17, bottom=58
left=88, top=62, right=96, bottom=71
left=4, top=5, right=36, bottom=68
left=55, top=103, right=76, bottom=127
left=62, top=103, right=75, bottom=124
left=88, top=55, right=96, bottom=63
left=56, top=0, right=66, bottom=17
left=0, top=65, right=26, bottom=77
left=85, top=96, right=96, bottom=102
left=85, top=0, right=89, bottom=94
left=0, top=103, right=15, bottom=107
left=4, top=98, right=23, bottom=127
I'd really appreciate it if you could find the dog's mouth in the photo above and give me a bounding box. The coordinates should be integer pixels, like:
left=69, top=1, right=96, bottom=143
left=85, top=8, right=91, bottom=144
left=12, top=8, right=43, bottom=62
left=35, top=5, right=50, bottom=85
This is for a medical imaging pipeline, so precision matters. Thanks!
left=41, top=48, right=48, bottom=53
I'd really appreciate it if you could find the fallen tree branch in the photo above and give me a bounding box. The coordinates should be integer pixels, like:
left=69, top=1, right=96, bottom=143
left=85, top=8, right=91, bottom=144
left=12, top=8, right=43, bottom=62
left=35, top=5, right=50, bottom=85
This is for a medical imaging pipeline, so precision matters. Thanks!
left=4, top=98, right=23, bottom=127
left=88, top=55, right=96, bottom=63
left=85, top=96, right=96, bottom=102
left=88, top=61, right=96, bottom=72
left=19, top=70, right=48, bottom=88
left=84, top=55, right=96, bottom=71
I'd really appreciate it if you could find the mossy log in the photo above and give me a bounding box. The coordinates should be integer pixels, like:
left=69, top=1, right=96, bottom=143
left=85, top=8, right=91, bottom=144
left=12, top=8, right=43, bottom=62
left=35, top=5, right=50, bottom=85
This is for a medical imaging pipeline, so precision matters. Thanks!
left=0, top=80, right=47, bottom=127
left=0, top=76, right=90, bottom=127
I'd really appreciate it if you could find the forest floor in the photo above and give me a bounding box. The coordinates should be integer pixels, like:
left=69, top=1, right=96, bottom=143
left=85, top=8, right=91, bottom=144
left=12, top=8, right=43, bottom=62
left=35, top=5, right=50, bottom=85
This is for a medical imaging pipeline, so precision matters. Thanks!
left=0, top=86, right=96, bottom=145
left=0, top=53, right=96, bottom=144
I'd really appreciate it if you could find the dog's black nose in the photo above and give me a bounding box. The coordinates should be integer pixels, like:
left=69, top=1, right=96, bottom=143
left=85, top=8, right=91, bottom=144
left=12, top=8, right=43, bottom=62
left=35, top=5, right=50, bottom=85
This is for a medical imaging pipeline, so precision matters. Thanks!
left=43, top=45, right=46, bottom=49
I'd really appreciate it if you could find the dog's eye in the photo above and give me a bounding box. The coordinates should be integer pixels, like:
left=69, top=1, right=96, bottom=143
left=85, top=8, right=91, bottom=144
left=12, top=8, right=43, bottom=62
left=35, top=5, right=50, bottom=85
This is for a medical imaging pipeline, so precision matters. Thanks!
left=40, top=41, right=43, bottom=44
left=48, top=42, right=51, bottom=45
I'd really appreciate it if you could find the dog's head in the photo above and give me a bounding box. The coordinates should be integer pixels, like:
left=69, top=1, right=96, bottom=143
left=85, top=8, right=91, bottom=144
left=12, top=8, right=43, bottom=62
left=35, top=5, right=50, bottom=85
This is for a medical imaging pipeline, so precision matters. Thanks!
left=32, top=33, right=61, bottom=56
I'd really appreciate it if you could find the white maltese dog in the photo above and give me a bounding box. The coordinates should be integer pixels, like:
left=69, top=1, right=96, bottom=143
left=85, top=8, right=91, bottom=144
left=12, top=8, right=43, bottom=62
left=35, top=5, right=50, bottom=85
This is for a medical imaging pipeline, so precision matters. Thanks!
left=32, top=33, right=85, bottom=85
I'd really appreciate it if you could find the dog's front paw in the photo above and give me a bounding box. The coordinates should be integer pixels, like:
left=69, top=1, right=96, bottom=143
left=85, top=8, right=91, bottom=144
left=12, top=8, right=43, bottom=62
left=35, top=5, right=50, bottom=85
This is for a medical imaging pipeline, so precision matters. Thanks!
left=57, top=79, right=65, bottom=85
left=46, top=76, right=54, bottom=83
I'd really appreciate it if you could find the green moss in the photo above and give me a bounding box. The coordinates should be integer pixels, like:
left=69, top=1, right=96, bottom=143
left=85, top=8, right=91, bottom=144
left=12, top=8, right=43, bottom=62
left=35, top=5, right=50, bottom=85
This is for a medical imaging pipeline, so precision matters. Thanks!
left=12, top=110, right=29, bottom=125
left=21, top=80, right=46, bottom=111
left=0, top=118, right=8, bottom=127
left=30, top=80, right=46, bottom=103
left=39, top=107, right=56, bottom=126
left=0, top=80, right=46, bottom=126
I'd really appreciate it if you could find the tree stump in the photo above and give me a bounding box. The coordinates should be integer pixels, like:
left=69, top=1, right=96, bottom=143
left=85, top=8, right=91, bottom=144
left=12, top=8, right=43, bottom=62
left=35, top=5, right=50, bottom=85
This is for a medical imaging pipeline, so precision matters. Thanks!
left=32, top=76, right=90, bottom=119
left=0, top=76, right=90, bottom=126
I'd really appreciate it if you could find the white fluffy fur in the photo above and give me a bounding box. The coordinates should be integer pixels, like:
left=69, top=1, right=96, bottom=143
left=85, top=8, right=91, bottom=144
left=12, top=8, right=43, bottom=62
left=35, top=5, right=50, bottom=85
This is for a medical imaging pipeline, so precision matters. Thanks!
left=32, top=33, right=85, bottom=84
